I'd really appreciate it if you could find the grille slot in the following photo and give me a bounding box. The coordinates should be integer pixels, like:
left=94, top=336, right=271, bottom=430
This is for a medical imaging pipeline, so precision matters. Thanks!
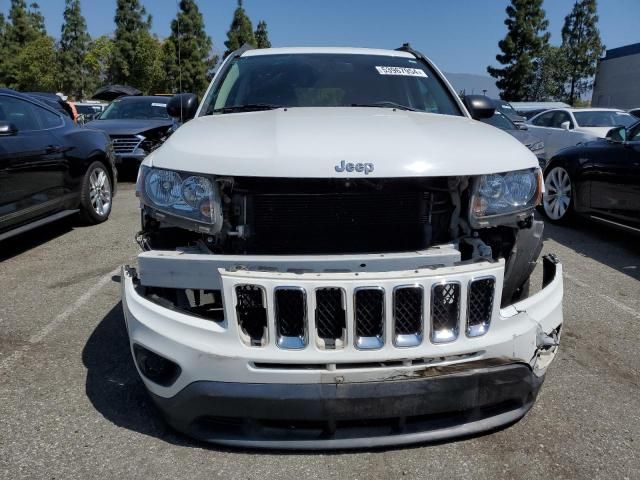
left=354, top=288, right=385, bottom=349
left=274, top=288, right=307, bottom=349
left=111, top=135, right=143, bottom=155
left=467, top=278, right=495, bottom=337
left=393, top=286, right=423, bottom=347
left=431, top=282, right=461, bottom=343
left=315, top=288, right=346, bottom=349
left=235, top=285, right=267, bottom=346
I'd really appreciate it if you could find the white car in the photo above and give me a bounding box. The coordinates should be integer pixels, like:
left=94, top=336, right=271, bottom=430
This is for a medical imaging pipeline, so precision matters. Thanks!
left=122, top=46, right=563, bottom=449
left=527, top=107, right=637, bottom=159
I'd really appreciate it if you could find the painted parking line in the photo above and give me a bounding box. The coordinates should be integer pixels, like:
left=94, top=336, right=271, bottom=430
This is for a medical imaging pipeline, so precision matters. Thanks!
left=0, top=267, right=121, bottom=372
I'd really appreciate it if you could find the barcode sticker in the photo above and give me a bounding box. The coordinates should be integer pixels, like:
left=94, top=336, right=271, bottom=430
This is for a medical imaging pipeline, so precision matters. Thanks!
left=375, top=66, right=428, bottom=77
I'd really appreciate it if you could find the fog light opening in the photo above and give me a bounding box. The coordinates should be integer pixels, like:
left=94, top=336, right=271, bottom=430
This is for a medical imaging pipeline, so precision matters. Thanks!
left=133, top=344, right=181, bottom=387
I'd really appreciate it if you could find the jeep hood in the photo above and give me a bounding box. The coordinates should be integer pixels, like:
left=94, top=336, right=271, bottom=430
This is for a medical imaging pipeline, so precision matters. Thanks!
left=148, top=108, right=538, bottom=177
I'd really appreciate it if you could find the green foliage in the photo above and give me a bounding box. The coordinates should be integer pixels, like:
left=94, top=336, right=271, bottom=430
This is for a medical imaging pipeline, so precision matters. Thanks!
left=224, top=0, right=255, bottom=58
left=58, top=0, right=91, bottom=98
left=84, top=35, right=114, bottom=94
left=529, top=45, right=570, bottom=101
left=129, top=31, right=164, bottom=94
left=163, top=0, right=214, bottom=95
left=27, top=2, right=46, bottom=34
left=14, top=35, right=58, bottom=90
left=488, top=0, right=550, bottom=101
left=254, top=20, right=271, bottom=49
left=110, top=0, right=152, bottom=85
left=561, top=0, right=604, bottom=105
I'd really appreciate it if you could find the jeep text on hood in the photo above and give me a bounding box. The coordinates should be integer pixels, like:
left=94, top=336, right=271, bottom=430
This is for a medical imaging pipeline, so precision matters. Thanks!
left=122, top=45, right=563, bottom=449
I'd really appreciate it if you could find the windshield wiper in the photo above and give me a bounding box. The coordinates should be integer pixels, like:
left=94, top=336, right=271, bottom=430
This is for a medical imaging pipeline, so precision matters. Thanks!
left=212, top=103, right=283, bottom=114
left=350, top=101, right=416, bottom=112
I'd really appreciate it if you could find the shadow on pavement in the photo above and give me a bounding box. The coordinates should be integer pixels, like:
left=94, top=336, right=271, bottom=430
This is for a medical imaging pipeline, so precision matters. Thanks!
left=0, top=216, right=74, bottom=262
left=82, top=301, right=198, bottom=448
left=542, top=218, right=640, bottom=282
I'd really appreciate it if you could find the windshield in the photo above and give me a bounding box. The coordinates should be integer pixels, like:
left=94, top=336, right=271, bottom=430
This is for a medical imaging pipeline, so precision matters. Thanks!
left=203, top=53, right=462, bottom=116
left=99, top=98, right=170, bottom=120
left=76, top=104, right=103, bottom=115
left=481, top=112, right=516, bottom=130
left=573, top=111, right=636, bottom=128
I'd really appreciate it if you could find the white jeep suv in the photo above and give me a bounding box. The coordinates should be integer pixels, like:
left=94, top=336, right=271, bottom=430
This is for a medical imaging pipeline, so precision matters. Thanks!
left=122, top=45, right=563, bottom=449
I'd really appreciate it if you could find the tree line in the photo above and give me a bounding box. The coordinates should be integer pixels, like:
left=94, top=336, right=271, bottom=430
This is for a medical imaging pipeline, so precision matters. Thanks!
left=0, top=0, right=271, bottom=99
left=488, top=0, right=604, bottom=105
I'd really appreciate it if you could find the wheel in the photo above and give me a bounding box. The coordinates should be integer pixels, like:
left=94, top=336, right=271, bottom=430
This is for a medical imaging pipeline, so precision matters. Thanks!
left=79, top=161, right=113, bottom=224
left=542, top=166, right=573, bottom=223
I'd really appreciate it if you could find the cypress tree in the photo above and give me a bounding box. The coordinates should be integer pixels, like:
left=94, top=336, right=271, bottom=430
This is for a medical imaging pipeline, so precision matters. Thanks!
left=27, top=2, right=46, bottom=34
left=487, top=0, right=550, bottom=101
left=165, top=0, right=214, bottom=95
left=59, top=0, right=91, bottom=98
left=0, top=14, right=7, bottom=85
left=224, top=0, right=255, bottom=58
left=561, top=0, right=604, bottom=105
left=110, top=0, right=152, bottom=85
left=254, top=20, right=271, bottom=49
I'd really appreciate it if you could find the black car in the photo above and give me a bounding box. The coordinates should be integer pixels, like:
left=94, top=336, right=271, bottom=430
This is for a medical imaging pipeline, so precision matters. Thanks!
left=85, top=96, right=174, bottom=166
left=630, top=108, right=640, bottom=119
left=541, top=121, right=640, bottom=233
left=481, top=111, right=547, bottom=167
left=0, top=89, right=116, bottom=241
left=493, top=99, right=527, bottom=125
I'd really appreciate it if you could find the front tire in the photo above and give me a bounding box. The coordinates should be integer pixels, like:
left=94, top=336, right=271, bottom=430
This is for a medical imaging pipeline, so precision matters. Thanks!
left=80, top=161, right=113, bottom=224
left=542, top=166, right=573, bottom=223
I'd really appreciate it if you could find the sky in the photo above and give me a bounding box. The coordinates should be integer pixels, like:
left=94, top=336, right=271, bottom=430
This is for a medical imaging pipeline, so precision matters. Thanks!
left=0, top=0, right=638, bottom=76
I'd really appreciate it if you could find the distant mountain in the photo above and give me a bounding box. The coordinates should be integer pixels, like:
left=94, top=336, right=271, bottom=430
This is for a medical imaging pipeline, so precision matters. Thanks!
left=443, top=72, right=500, bottom=98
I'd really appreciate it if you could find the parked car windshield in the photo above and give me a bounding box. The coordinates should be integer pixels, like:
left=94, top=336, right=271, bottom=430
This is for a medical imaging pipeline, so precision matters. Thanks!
left=99, top=97, right=170, bottom=120
left=481, top=112, right=516, bottom=130
left=573, top=110, right=636, bottom=128
left=203, top=53, right=463, bottom=116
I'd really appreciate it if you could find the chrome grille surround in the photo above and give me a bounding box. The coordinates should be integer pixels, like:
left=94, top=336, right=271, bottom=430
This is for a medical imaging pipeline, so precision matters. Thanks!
left=466, top=277, right=496, bottom=337
left=274, top=287, right=307, bottom=349
left=111, top=134, right=144, bottom=155
left=354, top=287, right=385, bottom=350
left=393, top=285, right=424, bottom=347
left=430, top=281, right=461, bottom=344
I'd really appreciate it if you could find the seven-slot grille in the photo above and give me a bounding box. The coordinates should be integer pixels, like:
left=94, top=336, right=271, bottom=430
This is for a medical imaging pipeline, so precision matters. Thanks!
left=111, top=135, right=144, bottom=155
left=234, top=279, right=495, bottom=349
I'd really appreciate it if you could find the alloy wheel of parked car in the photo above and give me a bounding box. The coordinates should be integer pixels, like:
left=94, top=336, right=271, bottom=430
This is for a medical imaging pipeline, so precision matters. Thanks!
left=543, top=166, right=573, bottom=221
left=80, top=161, right=112, bottom=224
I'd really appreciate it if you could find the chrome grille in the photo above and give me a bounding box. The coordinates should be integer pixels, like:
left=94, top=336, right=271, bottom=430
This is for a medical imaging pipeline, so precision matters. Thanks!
left=393, top=286, right=423, bottom=347
left=430, top=282, right=461, bottom=343
left=467, top=278, right=495, bottom=337
left=354, top=288, right=385, bottom=350
left=111, top=135, right=143, bottom=155
left=235, top=285, right=267, bottom=346
left=274, top=288, right=307, bottom=349
left=315, top=288, right=346, bottom=347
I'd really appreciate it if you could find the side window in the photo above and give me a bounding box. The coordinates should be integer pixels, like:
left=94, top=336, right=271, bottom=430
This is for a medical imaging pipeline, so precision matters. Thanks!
left=551, top=111, right=573, bottom=129
left=33, top=104, right=63, bottom=129
left=532, top=111, right=555, bottom=127
left=629, top=123, right=640, bottom=142
left=0, top=95, right=40, bottom=131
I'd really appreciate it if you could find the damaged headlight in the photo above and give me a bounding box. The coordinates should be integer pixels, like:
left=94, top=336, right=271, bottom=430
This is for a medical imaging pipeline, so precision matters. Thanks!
left=137, top=165, right=222, bottom=233
left=470, top=167, right=542, bottom=228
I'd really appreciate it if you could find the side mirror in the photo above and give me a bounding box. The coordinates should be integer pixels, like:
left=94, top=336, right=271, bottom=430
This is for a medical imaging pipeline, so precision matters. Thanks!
left=0, top=121, right=18, bottom=136
left=463, top=95, right=495, bottom=120
left=167, top=93, right=199, bottom=123
left=606, top=126, right=627, bottom=143
left=517, top=123, right=529, bottom=131
left=560, top=121, right=571, bottom=131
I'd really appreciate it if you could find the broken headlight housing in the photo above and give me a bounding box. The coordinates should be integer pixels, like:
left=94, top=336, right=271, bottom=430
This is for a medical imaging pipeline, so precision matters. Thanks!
left=469, top=167, right=542, bottom=228
left=137, top=165, right=222, bottom=233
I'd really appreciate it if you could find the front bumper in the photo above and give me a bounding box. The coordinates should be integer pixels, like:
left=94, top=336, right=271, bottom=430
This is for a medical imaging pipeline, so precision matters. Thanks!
left=114, top=152, right=146, bottom=165
left=122, top=248, right=563, bottom=448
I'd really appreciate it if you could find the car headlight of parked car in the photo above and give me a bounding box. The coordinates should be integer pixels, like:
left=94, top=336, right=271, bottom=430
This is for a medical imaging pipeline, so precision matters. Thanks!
left=137, top=165, right=223, bottom=233
left=469, top=167, right=542, bottom=228
left=528, top=141, right=544, bottom=154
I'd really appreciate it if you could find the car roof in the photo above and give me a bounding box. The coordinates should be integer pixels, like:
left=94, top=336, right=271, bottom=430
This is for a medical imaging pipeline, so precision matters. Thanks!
left=242, top=46, right=415, bottom=58
left=112, top=96, right=170, bottom=102
left=0, top=88, right=68, bottom=116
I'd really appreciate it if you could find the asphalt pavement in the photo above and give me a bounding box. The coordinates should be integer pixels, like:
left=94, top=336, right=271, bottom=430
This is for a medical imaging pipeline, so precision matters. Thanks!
left=1, top=181, right=639, bottom=480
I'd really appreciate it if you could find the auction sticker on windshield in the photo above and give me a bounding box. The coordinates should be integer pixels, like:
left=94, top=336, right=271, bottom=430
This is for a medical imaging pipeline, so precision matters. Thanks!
left=375, top=66, right=427, bottom=77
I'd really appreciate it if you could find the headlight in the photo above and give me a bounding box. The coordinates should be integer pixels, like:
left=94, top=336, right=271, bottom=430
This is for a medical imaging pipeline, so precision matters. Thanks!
left=470, top=168, right=542, bottom=228
left=137, top=165, right=222, bottom=233
left=528, top=141, right=544, bottom=153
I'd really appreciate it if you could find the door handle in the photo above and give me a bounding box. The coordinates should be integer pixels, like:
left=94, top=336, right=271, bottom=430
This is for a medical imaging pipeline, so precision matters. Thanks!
left=45, top=145, right=64, bottom=154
